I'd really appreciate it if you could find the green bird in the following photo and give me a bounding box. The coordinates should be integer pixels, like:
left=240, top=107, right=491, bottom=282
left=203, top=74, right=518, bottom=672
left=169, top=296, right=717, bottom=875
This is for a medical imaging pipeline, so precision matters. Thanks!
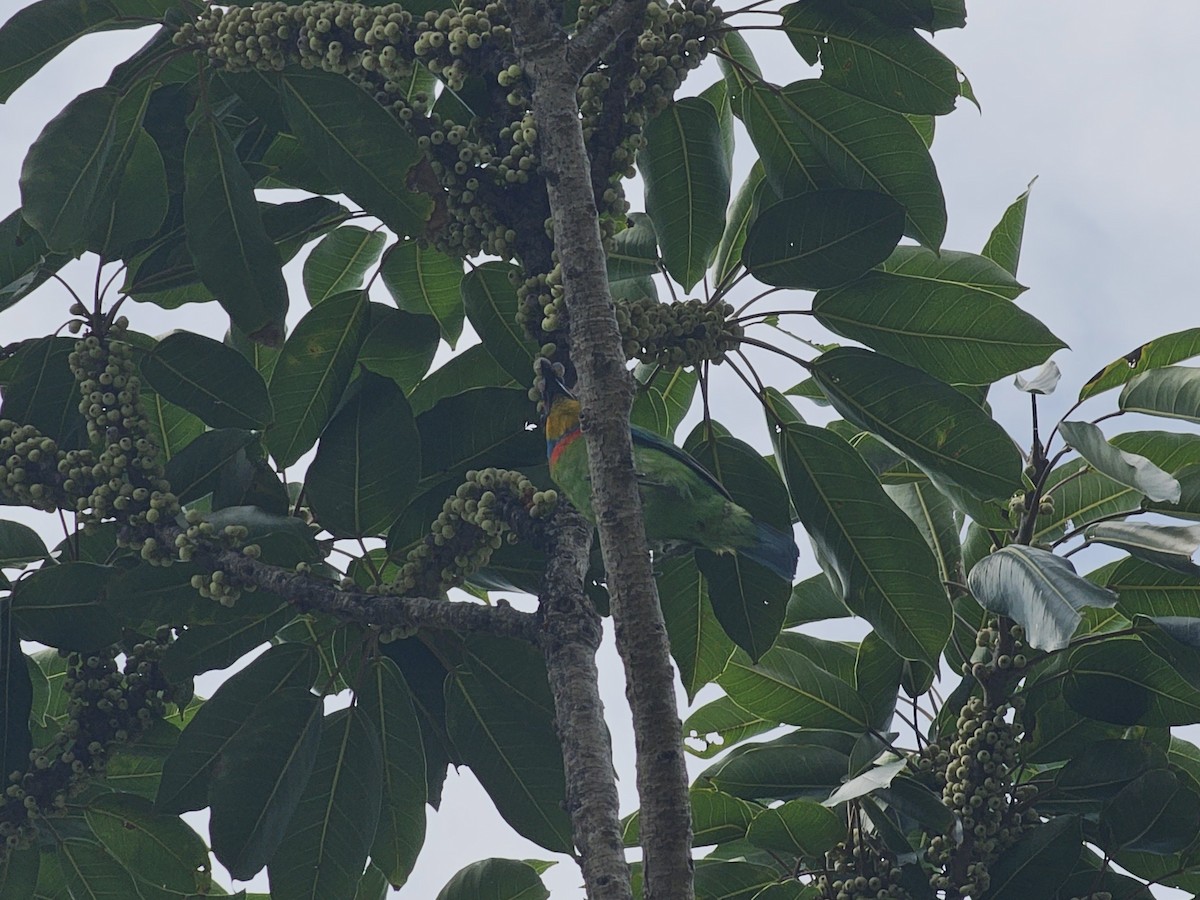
left=542, top=370, right=799, bottom=580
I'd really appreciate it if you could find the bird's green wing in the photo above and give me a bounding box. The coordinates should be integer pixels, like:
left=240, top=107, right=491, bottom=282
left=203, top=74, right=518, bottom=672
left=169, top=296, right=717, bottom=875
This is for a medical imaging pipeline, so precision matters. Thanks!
left=630, top=424, right=734, bottom=501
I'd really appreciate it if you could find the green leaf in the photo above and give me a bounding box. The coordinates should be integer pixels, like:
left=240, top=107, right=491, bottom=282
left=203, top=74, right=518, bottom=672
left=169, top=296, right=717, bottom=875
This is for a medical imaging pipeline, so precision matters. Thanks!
left=1120, top=366, right=1200, bottom=424
left=981, top=178, right=1035, bottom=276
left=1099, top=768, right=1200, bottom=854
left=18, top=86, right=118, bottom=253
left=854, top=631, right=904, bottom=730
left=769, top=413, right=949, bottom=665
left=302, top=226, right=386, bottom=306
left=380, top=241, right=465, bottom=346
left=407, top=345, right=518, bottom=415
left=268, top=707, right=384, bottom=900
left=741, top=83, right=833, bottom=199
left=624, top=787, right=760, bottom=848
left=811, top=347, right=1023, bottom=500
left=444, top=636, right=573, bottom=852
left=184, top=107, right=288, bottom=346
left=1065, top=637, right=1200, bottom=727
left=824, top=758, right=908, bottom=805
left=140, top=383, right=205, bottom=463
left=684, top=695, right=777, bottom=759
left=742, top=189, right=905, bottom=290
left=782, top=1, right=962, bottom=115
left=1080, top=327, right=1200, bottom=402
left=105, top=719, right=181, bottom=800
left=357, top=303, right=440, bottom=393
left=141, top=331, right=273, bottom=430
left=631, top=364, right=698, bottom=439
left=209, top=686, right=323, bottom=880
left=0, top=337, right=87, bottom=448
left=883, top=480, right=962, bottom=585
left=89, top=127, right=168, bottom=257
left=157, top=642, right=318, bottom=814
left=164, top=428, right=257, bottom=504
left=641, top=97, right=731, bottom=290
left=1107, top=556, right=1200, bottom=619
left=783, top=574, right=852, bottom=628
left=416, top=387, right=542, bottom=488
left=967, top=545, right=1118, bottom=651
left=1059, top=420, right=1180, bottom=503
left=359, top=657, right=426, bottom=889
left=435, top=859, right=549, bottom=900
left=1, top=617, right=33, bottom=782
left=0, top=519, right=48, bottom=566
left=708, top=741, right=850, bottom=803
left=260, top=196, right=350, bottom=264
left=982, top=814, right=1081, bottom=900
left=712, top=162, right=764, bottom=286
left=716, top=29, right=761, bottom=116
left=279, top=69, right=431, bottom=235
left=55, top=838, right=143, bottom=900
left=266, top=289, right=371, bottom=468
left=607, top=212, right=660, bottom=281
left=1086, top=522, right=1200, bottom=577
left=0, top=847, right=38, bottom=898
left=10, top=562, right=122, bottom=651
left=0, top=208, right=69, bottom=312
left=305, top=371, right=420, bottom=537
left=0, top=0, right=180, bottom=102
left=689, top=859, right=779, bottom=899
left=656, top=555, right=736, bottom=702
left=771, top=79, right=946, bottom=249
left=462, top=262, right=538, bottom=383
left=719, top=636, right=871, bottom=731
left=84, top=792, right=211, bottom=895
left=745, top=798, right=843, bottom=857
left=812, top=249, right=1062, bottom=386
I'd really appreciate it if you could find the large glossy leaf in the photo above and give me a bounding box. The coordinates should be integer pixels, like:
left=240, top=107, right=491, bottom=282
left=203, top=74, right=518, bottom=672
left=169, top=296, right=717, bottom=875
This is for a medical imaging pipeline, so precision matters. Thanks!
left=854, top=631, right=904, bottom=730
left=712, top=162, right=764, bottom=286
left=783, top=573, right=852, bottom=627
left=719, top=637, right=870, bottom=730
left=357, top=303, right=440, bottom=393
left=306, top=371, right=420, bottom=537
left=883, top=480, right=961, bottom=585
left=631, top=364, right=698, bottom=438
left=769, top=413, right=949, bottom=664
left=260, top=196, right=350, bottom=263
left=812, top=249, right=1062, bottom=385
left=1099, top=768, right=1200, bottom=854
left=141, top=331, right=273, bottom=430
left=742, top=189, right=904, bottom=290
left=0, top=336, right=86, bottom=447
left=416, top=387, right=542, bottom=488
left=88, top=126, right=168, bottom=257
left=0, top=208, right=69, bottom=312
left=744, top=797, right=842, bottom=857
left=407, top=344, right=518, bottom=414
left=269, top=707, right=383, bottom=900
left=1081, top=327, right=1200, bottom=402
left=10, top=562, right=122, bottom=651
left=1065, top=637, right=1200, bottom=727
left=967, top=545, right=1117, bottom=651
left=641, top=96, right=731, bottom=290
left=811, top=347, right=1023, bottom=500
left=157, top=642, right=318, bottom=813
left=983, top=814, right=1080, bottom=900
left=279, top=69, right=431, bottom=236
left=0, top=847, right=37, bottom=898
left=1120, top=366, right=1200, bottom=424
left=0, top=520, right=47, bottom=567
left=380, top=241, right=465, bottom=346
left=707, top=741, right=849, bottom=803
left=1086, top=522, right=1200, bottom=577
left=771, top=79, right=946, bottom=249
left=55, top=838, right=143, bottom=900
left=623, top=787, right=760, bottom=848
left=444, top=636, right=573, bottom=852
left=607, top=212, right=659, bottom=281
left=1106, top=557, right=1200, bottom=619
left=656, top=555, right=736, bottom=702
left=160, top=603, right=294, bottom=680
left=359, top=657, right=426, bottom=889
left=209, top=686, right=323, bottom=880
left=84, top=792, right=211, bottom=895
left=0, top=0, right=181, bottom=101
left=685, top=429, right=796, bottom=659
left=462, top=262, right=537, bottom=383
left=782, top=1, right=961, bottom=114
left=141, top=382, right=205, bottom=462
left=434, top=859, right=549, bottom=900
left=18, top=87, right=118, bottom=253
left=1059, top=420, right=1180, bottom=503
left=302, top=226, right=386, bottom=306
left=0, top=616, right=32, bottom=783
left=184, top=107, right=288, bottom=346
left=982, top=178, right=1035, bottom=276
left=683, top=695, right=777, bottom=759
left=741, top=83, right=833, bottom=198
left=164, top=428, right=257, bottom=503
left=266, top=289, right=370, bottom=468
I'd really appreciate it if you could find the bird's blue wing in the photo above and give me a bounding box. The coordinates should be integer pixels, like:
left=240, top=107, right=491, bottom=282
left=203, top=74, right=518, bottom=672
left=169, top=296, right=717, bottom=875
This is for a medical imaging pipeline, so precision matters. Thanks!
left=630, top=424, right=734, bottom=502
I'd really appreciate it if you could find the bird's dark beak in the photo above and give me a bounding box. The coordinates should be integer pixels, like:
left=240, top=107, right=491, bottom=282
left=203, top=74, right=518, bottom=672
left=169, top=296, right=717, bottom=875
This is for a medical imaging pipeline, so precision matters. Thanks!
left=538, top=359, right=575, bottom=409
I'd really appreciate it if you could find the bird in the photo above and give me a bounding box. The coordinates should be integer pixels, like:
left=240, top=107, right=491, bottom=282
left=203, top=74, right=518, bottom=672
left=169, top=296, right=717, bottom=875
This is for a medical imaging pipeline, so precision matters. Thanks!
left=541, top=368, right=799, bottom=581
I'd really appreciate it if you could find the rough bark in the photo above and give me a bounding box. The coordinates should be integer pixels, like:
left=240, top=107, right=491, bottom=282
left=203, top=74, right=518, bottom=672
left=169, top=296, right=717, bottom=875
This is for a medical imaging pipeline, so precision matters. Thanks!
left=507, top=4, right=696, bottom=898
left=538, top=509, right=632, bottom=900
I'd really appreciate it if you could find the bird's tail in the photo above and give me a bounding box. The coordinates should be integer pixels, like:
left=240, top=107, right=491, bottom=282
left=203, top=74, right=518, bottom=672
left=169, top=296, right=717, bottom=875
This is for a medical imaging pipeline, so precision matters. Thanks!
left=741, top=520, right=800, bottom=581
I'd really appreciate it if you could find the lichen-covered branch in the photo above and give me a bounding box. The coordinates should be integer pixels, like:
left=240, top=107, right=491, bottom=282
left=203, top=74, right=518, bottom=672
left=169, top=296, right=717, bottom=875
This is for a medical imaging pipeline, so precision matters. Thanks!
left=538, top=508, right=631, bottom=900
left=507, top=2, right=696, bottom=897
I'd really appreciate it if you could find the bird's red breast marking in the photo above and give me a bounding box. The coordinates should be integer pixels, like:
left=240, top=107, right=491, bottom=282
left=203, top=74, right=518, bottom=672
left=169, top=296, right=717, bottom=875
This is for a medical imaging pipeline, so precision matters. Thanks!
left=549, top=426, right=583, bottom=467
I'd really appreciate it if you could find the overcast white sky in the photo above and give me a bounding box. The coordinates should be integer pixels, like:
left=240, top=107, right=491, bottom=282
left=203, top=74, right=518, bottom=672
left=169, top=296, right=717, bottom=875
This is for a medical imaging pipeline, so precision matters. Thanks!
left=3, top=1, right=1200, bottom=896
